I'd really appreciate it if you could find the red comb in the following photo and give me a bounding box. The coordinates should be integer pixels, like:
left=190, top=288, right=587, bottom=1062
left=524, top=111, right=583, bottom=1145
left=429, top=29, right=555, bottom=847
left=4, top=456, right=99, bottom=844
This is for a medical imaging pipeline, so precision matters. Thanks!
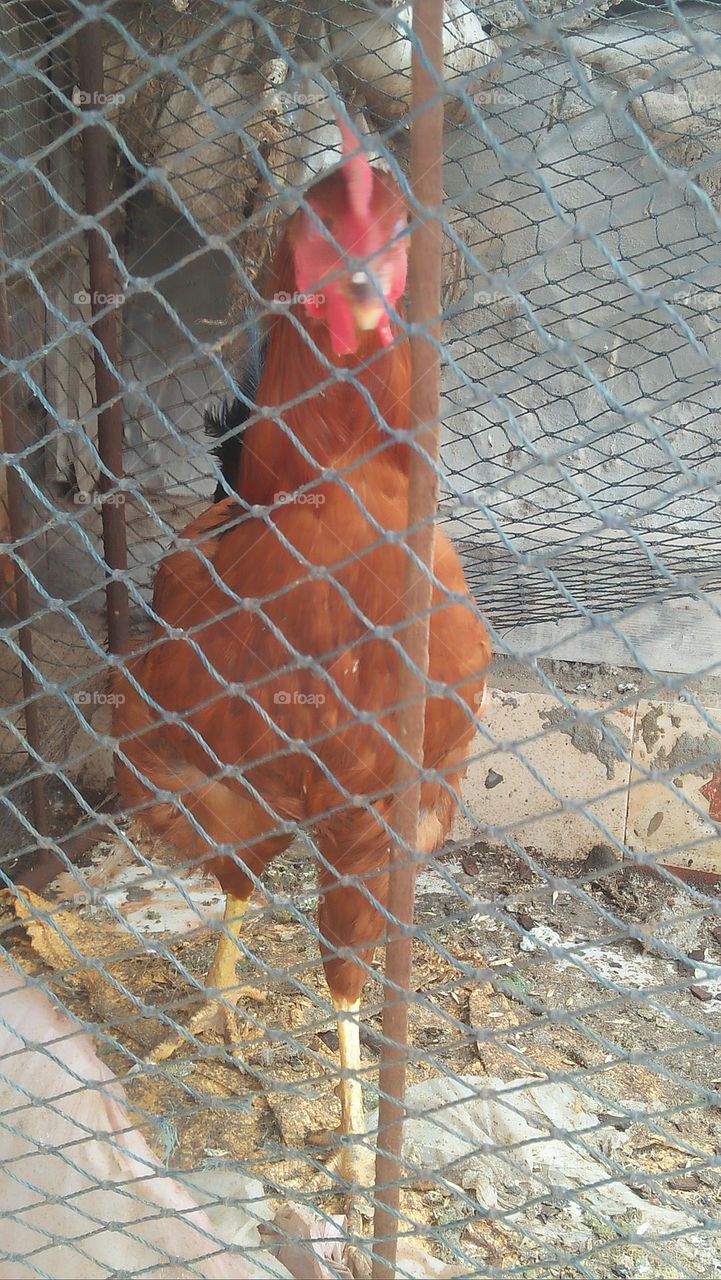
left=337, top=114, right=373, bottom=221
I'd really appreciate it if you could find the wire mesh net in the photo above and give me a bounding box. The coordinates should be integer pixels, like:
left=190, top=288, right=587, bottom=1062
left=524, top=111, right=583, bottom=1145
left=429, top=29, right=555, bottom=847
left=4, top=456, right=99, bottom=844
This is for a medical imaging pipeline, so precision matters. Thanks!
left=1, top=0, right=720, bottom=1277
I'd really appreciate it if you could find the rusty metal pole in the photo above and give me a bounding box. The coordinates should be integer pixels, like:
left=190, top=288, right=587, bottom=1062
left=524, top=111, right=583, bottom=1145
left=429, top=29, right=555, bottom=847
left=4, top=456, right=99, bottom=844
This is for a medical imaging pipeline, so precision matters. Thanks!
left=0, top=211, right=49, bottom=838
left=76, top=20, right=129, bottom=656
left=372, top=1, right=445, bottom=1275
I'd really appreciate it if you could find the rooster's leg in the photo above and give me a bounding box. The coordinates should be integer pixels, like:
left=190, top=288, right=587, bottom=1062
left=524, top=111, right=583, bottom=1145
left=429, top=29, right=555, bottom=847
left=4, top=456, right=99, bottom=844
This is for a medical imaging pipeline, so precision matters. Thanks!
left=334, top=999, right=376, bottom=1278
left=148, top=893, right=264, bottom=1063
left=336, top=998, right=367, bottom=1178
left=309, top=997, right=374, bottom=1191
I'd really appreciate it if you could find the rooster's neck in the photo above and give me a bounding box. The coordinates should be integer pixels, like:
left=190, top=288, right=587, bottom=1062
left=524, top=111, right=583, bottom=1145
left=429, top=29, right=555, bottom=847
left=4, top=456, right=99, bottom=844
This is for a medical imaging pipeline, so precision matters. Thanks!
left=239, top=239, right=411, bottom=506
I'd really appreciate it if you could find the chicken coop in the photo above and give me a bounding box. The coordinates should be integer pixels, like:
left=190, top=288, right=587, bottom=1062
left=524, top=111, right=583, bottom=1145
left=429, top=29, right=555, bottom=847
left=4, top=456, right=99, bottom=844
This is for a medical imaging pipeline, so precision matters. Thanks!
left=1, top=0, right=720, bottom=1276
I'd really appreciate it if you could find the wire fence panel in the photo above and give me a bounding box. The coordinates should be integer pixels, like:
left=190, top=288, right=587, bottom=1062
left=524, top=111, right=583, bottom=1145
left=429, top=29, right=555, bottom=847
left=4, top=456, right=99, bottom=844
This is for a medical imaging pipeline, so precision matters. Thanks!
left=1, top=0, right=720, bottom=1277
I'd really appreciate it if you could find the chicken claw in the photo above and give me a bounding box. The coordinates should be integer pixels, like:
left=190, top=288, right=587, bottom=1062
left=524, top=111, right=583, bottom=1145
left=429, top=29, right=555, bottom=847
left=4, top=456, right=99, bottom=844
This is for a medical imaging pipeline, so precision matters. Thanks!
left=147, top=985, right=265, bottom=1064
left=147, top=893, right=262, bottom=1063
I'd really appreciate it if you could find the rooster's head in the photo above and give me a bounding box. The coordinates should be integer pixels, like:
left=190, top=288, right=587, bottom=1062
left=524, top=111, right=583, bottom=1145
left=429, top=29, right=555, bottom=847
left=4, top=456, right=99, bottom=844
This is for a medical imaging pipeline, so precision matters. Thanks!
left=288, top=118, right=410, bottom=357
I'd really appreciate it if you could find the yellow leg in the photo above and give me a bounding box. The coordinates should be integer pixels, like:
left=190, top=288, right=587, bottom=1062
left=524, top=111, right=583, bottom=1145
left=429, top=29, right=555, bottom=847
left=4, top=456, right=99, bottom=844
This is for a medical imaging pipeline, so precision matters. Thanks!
left=205, top=893, right=250, bottom=995
left=308, top=998, right=375, bottom=1191
left=334, top=999, right=376, bottom=1278
left=148, top=893, right=263, bottom=1063
left=336, top=998, right=366, bottom=1152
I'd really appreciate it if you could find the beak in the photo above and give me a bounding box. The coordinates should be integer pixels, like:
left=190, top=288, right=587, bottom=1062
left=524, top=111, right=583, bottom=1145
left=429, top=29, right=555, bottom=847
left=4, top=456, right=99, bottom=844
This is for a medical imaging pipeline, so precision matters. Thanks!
left=348, top=270, right=386, bottom=332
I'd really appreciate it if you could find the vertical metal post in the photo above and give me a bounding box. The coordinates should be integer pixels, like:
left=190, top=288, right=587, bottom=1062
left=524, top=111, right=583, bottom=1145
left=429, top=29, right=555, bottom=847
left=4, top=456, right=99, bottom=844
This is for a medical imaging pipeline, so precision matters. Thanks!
left=0, top=211, right=49, bottom=838
left=76, top=20, right=129, bottom=656
left=372, top=1, right=445, bottom=1275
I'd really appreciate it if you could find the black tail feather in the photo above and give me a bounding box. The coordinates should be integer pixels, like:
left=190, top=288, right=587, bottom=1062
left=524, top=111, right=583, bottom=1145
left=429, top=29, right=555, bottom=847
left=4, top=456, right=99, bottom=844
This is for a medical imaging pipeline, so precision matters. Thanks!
left=205, top=323, right=266, bottom=502
left=205, top=398, right=252, bottom=503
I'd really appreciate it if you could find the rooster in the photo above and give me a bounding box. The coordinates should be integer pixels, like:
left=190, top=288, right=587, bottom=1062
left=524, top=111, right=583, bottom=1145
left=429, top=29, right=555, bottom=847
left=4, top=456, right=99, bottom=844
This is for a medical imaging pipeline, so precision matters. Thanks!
left=113, top=121, right=491, bottom=1189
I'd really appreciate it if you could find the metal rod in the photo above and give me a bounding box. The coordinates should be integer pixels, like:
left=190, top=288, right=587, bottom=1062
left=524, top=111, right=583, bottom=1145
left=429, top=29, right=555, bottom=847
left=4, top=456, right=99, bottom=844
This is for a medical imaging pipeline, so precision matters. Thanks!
left=76, top=21, right=129, bottom=656
left=0, top=208, right=49, bottom=838
left=372, top=1, right=445, bottom=1274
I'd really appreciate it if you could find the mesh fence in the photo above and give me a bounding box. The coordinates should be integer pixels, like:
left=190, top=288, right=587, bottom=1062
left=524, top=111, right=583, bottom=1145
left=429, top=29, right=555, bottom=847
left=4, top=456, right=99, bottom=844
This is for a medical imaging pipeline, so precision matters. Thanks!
left=1, top=0, right=720, bottom=1276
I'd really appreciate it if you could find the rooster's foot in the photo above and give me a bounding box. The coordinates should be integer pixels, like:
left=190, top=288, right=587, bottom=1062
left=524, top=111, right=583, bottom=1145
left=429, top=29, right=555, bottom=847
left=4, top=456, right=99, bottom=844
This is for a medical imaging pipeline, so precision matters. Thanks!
left=147, top=986, right=266, bottom=1064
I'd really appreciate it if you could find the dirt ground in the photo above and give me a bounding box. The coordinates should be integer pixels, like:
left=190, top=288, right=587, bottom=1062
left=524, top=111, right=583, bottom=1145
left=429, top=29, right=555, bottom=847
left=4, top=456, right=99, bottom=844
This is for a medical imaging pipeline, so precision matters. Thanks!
left=1, top=831, right=719, bottom=1278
